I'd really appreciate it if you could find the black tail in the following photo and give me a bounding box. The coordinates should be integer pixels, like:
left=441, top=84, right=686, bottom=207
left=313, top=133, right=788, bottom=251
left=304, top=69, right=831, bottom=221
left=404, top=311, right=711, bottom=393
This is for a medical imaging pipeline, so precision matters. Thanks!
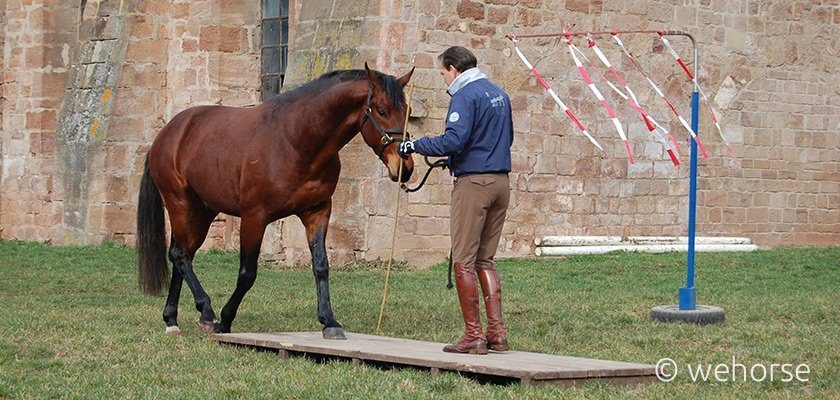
left=137, top=155, right=168, bottom=295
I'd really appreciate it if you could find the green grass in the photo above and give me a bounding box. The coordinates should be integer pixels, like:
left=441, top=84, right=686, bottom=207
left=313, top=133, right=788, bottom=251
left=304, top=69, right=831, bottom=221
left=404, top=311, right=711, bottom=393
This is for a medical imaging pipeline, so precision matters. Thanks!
left=0, top=240, right=837, bottom=399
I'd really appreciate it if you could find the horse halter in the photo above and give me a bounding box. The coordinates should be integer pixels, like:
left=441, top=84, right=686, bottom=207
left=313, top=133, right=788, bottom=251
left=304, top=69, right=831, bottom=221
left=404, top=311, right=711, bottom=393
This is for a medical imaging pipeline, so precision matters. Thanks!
left=360, top=90, right=410, bottom=157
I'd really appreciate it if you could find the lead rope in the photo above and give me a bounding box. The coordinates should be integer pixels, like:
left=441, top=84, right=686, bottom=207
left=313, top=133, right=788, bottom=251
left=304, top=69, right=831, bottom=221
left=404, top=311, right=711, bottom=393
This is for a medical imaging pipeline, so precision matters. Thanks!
left=401, top=118, right=452, bottom=290
left=375, top=79, right=416, bottom=336
left=447, top=251, right=453, bottom=289
left=400, top=156, right=448, bottom=193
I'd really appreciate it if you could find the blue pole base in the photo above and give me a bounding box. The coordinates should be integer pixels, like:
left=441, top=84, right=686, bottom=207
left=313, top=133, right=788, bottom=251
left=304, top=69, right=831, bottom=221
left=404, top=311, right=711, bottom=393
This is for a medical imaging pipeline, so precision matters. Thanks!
left=679, top=287, right=697, bottom=310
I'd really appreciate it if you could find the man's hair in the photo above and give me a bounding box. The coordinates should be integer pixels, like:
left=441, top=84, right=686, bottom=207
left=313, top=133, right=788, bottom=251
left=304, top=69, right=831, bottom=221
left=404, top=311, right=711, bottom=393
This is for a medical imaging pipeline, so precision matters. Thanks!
left=437, top=46, right=477, bottom=73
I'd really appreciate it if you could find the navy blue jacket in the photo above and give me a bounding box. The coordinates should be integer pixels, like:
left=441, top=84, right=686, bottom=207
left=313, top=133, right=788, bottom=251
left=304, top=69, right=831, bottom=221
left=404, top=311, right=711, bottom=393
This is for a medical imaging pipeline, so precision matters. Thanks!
left=413, top=71, right=513, bottom=177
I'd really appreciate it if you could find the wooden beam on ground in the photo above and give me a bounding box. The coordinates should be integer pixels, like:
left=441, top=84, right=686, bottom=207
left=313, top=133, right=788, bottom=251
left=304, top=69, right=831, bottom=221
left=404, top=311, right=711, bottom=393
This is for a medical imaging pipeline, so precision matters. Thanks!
left=213, top=332, right=658, bottom=387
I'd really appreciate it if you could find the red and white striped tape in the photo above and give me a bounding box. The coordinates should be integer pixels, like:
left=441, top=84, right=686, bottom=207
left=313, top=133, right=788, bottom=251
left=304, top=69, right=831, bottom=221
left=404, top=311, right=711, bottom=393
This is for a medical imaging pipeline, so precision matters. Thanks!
left=507, top=35, right=609, bottom=159
left=612, top=34, right=709, bottom=158
left=567, top=40, right=679, bottom=167
left=656, top=31, right=735, bottom=161
left=563, top=29, right=633, bottom=164
left=583, top=35, right=680, bottom=167
left=700, top=92, right=737, bottom=161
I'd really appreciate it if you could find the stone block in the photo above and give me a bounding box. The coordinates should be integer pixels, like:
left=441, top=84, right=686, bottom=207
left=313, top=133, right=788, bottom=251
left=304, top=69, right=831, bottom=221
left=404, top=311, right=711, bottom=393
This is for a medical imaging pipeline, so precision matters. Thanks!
left=565, top=0, right=589, bottom=12
left=106, top=116, right=146, bottom=142
left=125, top=39, right=167, bottom=64
left=468, top=22, right=495, bottom=37
left=300, top=0, right=334, bottom=21
left=725, top=28, right=748, bottom=53
left=106, top=176, right=130, bottom=202
left=104, top=144, right=132, bottom=173
left=104, top=204, right=134, bottom=234
left=220, top=0, right=259, bottom=25
left=215, top=54, right=260, bottom=88
left=627, top=160, right=653, bottom=179
left=332, top=0, right=373, bottom=18
left=487, top=7, right=509, bottom=24
left=198, top=26, right=248, bottom=53
left=454, top=1, right=483, bottom=20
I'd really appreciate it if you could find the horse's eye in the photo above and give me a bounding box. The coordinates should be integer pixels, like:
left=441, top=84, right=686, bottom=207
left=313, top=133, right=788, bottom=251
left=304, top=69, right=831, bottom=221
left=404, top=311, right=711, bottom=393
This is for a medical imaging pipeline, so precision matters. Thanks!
left=378, top=109, right=387, bottom=117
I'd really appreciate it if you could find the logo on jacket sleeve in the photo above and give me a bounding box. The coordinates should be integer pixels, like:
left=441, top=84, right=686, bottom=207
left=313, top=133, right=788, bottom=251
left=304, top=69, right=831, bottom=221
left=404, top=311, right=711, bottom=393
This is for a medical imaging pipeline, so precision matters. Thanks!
left=449, top=112, right=460, bottom=123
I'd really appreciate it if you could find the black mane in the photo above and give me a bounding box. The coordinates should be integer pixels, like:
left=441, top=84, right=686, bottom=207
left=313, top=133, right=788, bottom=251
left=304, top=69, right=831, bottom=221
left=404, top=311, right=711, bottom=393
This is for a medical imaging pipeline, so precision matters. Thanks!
left=270, top=69, right=405, bottom=108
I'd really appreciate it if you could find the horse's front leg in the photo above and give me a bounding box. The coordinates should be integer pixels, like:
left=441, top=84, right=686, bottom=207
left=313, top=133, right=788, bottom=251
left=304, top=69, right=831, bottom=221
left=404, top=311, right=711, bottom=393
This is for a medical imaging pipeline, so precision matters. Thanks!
left=300, top=200, right=345, bottom=340
left=216, top=214, right=268, bottom=333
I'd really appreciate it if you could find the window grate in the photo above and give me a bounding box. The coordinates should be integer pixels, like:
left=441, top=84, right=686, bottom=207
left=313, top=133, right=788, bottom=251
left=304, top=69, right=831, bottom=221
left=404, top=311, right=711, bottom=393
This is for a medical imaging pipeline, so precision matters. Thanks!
left=260, top=0, right=289, bottom=102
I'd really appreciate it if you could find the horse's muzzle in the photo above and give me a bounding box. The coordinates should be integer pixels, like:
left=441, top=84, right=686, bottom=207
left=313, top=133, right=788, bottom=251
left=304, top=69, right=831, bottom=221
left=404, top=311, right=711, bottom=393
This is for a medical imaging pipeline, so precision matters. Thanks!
left=388, top=162, right=413, bottom=183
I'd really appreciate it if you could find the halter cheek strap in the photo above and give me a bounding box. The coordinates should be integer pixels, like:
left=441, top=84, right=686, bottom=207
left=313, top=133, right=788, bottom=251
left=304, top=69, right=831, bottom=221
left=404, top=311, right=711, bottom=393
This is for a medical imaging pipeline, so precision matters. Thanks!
left=360, top=90, right=410, bottom=157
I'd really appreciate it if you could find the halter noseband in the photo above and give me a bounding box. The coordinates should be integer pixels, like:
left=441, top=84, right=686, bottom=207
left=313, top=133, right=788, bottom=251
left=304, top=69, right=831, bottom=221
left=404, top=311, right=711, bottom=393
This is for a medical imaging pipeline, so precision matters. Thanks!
left=360, top=90, right=409, bottom=157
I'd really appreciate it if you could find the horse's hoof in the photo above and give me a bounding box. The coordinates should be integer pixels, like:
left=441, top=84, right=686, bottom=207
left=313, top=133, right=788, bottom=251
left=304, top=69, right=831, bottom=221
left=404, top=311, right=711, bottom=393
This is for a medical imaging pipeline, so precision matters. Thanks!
left=196, top=319, right=217, bottom=335
left=323, top=327, right=346, bottom=340
left=214, top=322, right=230, bottom=334
left=165, top=325, right=181, bottom=335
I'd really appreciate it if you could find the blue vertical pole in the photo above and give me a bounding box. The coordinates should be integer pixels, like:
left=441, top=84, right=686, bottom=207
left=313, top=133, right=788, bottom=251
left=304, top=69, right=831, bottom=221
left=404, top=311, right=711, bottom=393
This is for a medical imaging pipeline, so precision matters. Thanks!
left=679, top=33, right=700, bottom=311
left=679, top=89, right=700, bottom=310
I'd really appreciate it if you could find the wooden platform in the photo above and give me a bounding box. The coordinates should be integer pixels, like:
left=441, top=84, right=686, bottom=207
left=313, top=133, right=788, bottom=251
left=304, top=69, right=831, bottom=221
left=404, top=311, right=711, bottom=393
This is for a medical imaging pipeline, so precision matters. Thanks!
left=213, top=332, right=658, bottom=387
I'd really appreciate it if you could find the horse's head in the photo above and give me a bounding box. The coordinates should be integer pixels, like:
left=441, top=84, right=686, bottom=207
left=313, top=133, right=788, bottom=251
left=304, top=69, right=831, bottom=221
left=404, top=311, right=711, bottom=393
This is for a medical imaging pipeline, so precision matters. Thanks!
left=360, top=63, right=415, bottom=183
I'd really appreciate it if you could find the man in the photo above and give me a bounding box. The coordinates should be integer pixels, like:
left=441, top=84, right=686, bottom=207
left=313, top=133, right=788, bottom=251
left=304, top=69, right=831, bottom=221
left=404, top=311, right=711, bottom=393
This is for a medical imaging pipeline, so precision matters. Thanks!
left=398, top=46, right=513, bottom=355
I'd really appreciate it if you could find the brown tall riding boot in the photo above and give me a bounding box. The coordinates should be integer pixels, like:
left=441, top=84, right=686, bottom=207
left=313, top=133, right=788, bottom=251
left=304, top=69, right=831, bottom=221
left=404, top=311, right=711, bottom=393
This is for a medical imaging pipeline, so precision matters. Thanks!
left=478, top=269, right=509, bottom=351
left=443, top=262, right=488, bottom=355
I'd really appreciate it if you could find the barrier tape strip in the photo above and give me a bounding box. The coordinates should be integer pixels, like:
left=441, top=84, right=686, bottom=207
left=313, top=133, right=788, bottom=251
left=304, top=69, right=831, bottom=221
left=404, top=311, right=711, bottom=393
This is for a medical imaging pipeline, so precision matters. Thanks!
left=572, top=53, right=681, bottom=167
left=581, top=34, right=680, bottom=167
left=563, top=29, right=633, bottom=164
left=568, top=41, right=680, bottom=167
left=585, top=36, right=683, bottom=155
left=507, top=35, right=609, bottom=159
left=612, top=33, right=710, bottom=159
left=656, top=32, right=735, bottom=161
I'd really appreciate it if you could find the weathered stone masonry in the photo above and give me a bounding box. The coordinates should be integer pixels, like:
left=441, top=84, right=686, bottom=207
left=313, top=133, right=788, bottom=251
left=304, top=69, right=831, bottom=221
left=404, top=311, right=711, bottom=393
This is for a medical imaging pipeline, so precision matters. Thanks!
left=0, top=0, right=837, bottom=267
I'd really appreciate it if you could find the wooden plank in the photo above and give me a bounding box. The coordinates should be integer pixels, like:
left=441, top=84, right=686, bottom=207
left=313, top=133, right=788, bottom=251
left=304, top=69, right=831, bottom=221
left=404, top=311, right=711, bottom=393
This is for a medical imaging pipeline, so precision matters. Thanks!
left=219, top=332, right=552, bottom=378
left=213, top=332, right=657, bottom=386
left=216, top=332, right=625, bottom=379
left=530, top=374, right=660, bottom=388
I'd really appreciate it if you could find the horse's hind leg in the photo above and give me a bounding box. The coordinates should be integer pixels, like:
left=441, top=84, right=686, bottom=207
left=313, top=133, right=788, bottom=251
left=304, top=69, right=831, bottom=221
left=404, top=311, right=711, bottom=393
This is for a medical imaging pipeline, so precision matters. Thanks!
left=162, top=242, right=184, bottom=334
left=300, top=201, right=345, bottom=340
left=216, top=214, right=268, bottom=333
left=166, top=198, right=218, bottom=334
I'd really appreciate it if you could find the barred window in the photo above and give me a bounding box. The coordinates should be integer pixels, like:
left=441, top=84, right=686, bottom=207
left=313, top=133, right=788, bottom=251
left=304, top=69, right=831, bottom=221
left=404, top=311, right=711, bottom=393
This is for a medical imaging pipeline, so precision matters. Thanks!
left=260, top=0, right=289, bottom=101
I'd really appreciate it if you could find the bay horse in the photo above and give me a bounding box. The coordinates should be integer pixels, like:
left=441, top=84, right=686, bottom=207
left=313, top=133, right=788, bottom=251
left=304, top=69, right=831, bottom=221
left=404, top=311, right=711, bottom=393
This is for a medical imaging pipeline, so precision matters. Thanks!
left=136, top=64, right=415, bottom=339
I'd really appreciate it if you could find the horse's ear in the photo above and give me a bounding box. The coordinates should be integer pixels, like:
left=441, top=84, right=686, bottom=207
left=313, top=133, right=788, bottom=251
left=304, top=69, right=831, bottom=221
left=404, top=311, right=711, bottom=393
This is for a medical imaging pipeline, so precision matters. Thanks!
left=364, top=62, right=382, bottom=90
left=397, top=67, right=415, bottom=88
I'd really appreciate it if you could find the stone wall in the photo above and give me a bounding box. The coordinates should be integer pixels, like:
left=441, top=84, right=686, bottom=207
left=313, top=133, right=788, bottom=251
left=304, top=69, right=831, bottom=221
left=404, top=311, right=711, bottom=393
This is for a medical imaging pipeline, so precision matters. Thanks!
left=0, top=0, right=4, bottom=227
left=1, top=0, right=77, bottom=241
left=0, top=0, right=837, bottom=267
left=405, top=0, right=839, bottom=255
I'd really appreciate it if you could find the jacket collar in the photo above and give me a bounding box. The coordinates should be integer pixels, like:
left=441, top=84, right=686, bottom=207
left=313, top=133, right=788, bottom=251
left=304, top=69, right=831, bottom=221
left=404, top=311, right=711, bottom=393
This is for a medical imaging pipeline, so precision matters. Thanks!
left=447, top=67, right=487, bottom=96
